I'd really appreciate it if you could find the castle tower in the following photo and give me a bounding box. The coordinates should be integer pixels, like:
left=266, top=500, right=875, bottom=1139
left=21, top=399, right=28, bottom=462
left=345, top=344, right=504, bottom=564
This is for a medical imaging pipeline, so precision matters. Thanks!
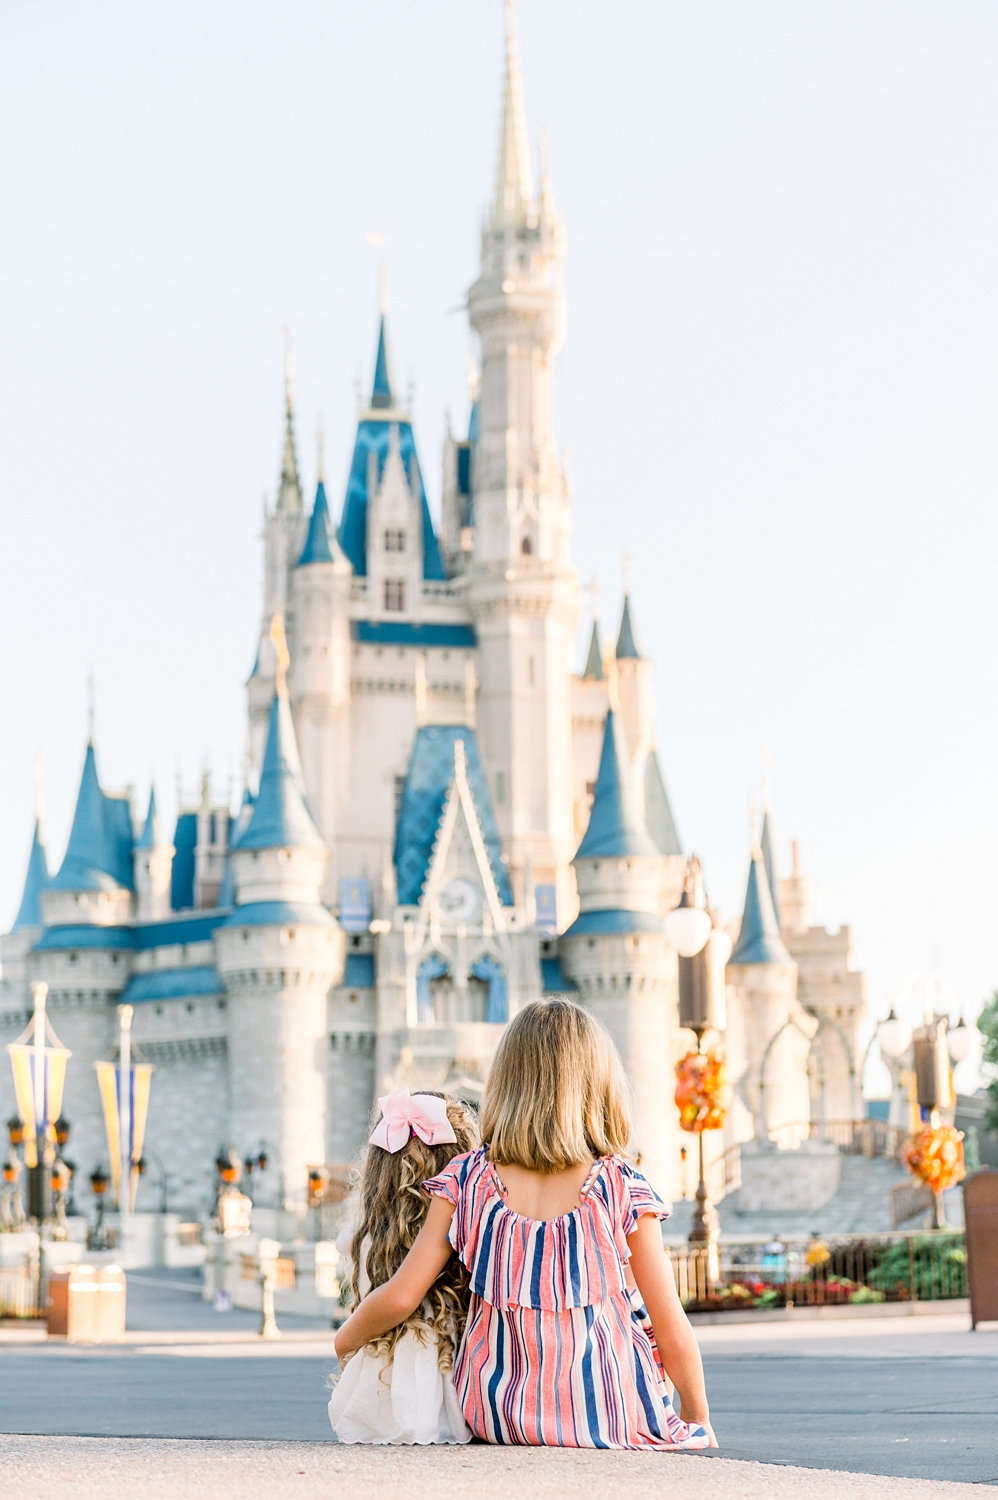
left=758, top=807, right=781, bottom=928
left=724, top=847, right=811, bottom=1146
left=614, top=593, right=655, bottom=768
left=289, top=469, right=352, bottom=887
left=34, top=737, right=134, bottom=1194
left=249, top=362, right=307, bottom=768
left=0, top=815, right=50, bottom=995
left=465, top=3, right=580, bottom=912
left=216, top=662, right=342, bottom=1209
left=133, top=788, right=174, bottom=921
left=558, top=708, right=683, bottom=1200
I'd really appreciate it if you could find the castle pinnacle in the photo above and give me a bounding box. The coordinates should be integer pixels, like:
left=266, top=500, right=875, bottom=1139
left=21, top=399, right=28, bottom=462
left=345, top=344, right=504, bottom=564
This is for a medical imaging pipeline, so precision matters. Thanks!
left=12, top=818, right=49, bottom=930
left=616, top=593, right=642, bottom=660
left=371, top=313, right=395, bottom=410
left=730, top=846, right=791, bottom=965
left=491, top=0, right=533, bottom=230
left=576, top=709, right=658, bottom=860
left=276, top=346, right=304, bottom=514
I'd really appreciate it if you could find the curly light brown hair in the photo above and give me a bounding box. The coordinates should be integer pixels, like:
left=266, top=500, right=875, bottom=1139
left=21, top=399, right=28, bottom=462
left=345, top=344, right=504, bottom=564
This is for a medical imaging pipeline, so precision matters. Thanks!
left=349, top=1092, right=478, bottom=1372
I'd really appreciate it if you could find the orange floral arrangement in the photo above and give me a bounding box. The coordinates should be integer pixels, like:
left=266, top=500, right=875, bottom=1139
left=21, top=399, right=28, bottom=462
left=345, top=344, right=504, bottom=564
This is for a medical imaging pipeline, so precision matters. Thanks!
left=674, top=1050, right=730, bottom=1134
left=901, top=1124, right=966, bottom=1195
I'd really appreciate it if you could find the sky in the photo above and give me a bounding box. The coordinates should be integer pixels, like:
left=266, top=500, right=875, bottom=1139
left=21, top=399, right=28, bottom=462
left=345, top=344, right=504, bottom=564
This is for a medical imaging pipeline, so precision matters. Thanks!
left=1, top=2, right=995, bottom=1093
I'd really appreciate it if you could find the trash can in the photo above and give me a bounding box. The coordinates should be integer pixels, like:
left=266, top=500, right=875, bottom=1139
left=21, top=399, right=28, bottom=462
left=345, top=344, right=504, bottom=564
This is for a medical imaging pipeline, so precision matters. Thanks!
left=47, top=1264, right=126, bottom=1343
left=964, top=1169, right=998, bottom=1330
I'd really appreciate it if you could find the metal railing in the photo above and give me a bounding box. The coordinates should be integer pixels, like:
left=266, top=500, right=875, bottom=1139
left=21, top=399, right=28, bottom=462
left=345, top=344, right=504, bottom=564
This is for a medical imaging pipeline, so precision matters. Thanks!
left=668, top=1229, right=967, bottom=1311
left=0, top=1264, right=40, bottom=1319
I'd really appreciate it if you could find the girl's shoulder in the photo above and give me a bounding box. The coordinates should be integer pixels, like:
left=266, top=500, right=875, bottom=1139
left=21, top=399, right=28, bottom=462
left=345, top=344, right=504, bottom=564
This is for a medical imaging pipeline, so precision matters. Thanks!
left=422, top=1145, right=489, bottom=1205
left=593, top=1154, right=672, bottom=1234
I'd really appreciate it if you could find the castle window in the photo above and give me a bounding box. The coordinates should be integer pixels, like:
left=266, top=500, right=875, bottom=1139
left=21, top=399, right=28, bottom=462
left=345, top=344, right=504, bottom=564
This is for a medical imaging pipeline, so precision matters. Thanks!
left=384, top=579, right=405, bottom=612
left=521, top=536, right=532, bottom=556
left=495, top=770, right=506, bottom=805
left=384, top=528, right=406, bottom=553
left=527, top=656, right=535, bottom=687
left=394, top=774, right=406, bottom=823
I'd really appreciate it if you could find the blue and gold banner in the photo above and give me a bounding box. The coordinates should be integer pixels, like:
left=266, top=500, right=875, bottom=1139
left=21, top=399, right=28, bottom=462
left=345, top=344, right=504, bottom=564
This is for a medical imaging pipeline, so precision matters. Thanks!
left=6, top=1041, right=69, bottom=1169
left=94, top=1060, right=154, bottom=1210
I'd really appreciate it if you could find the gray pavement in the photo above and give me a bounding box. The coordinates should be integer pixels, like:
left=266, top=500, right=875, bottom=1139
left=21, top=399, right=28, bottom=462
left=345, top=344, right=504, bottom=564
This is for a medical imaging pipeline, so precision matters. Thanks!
left=0, top=1271, right=996, bottom=1493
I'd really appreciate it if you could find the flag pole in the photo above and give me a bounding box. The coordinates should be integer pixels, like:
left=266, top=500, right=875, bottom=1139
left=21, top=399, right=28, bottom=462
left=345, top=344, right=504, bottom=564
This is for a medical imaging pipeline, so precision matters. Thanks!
left=118, top=1005, right=133, bottom=1245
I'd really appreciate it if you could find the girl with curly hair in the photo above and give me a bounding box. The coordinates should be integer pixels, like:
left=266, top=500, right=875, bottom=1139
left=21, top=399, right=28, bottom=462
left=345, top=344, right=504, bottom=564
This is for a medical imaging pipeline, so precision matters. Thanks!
left=327, top=1088, right=478, bottom=1445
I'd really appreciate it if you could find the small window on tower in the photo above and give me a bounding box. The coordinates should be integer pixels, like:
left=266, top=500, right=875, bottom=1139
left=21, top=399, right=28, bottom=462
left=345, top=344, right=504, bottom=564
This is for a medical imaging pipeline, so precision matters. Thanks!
left=384, top=528, right=406, bottom=553
left=384, top=579, right=406, bottom=612
left=521, top=536, right=532, bottom=556
left=496, top=770, right=506, bottom=805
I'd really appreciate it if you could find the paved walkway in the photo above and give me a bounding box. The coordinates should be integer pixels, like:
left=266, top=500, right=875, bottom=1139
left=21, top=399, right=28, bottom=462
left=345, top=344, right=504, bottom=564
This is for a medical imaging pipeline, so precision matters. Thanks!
left=4, top=1436, right=994, bottom=1500
left=2, top=1273, right=995, bottom=1495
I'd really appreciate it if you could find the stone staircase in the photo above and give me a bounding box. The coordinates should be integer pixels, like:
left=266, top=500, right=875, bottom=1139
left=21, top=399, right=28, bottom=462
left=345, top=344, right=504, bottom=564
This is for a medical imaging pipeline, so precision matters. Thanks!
left=665, top=1153, right=967, bottom=1242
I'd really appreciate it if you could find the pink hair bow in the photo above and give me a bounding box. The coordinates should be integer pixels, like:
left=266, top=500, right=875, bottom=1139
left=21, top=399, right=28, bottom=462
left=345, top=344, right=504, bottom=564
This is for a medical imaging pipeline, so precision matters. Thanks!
left=369, top=1089, right=457, bottom=1154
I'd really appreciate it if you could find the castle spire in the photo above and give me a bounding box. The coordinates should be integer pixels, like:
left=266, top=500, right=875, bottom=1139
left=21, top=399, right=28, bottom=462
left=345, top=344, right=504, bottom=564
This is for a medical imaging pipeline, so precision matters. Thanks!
left=583, top=620, right=604, bottom=680
left=136, top=786, right=163, bottom=851
left=276, top=342, right=303, bottom=514
left=576, top=710, right=658, bottom=860
left=491, top=0, right=533, bottom=230
left=758, top=808, right=781, bottom=927
left=238, top=629, right=324, bottom=852
left=616, top=593, right=642, bottom=660
left=730, top=846, right=791, bottom=965
left=12, top=818, right=49, bottom=930
left=371, top=313, right=395, bottom=410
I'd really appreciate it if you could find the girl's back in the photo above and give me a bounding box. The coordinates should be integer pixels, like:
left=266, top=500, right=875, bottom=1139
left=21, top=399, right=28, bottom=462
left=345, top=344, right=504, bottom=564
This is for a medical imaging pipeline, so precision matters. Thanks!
left=424, top=1145, right=709, bottom=1450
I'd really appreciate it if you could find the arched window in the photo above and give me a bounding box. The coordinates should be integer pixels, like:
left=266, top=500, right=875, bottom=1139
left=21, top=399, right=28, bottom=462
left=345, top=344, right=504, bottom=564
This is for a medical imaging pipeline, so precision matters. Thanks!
left=521, top=536, right=532, bottom=556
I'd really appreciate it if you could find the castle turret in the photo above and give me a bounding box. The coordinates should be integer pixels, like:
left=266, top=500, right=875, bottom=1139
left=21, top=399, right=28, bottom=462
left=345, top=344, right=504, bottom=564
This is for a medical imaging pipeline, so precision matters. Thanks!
left=614, top=592, right=656, bottom=772
left=290, top=472, right=352, bottom=882
left=0, top=816, right=50, bottom=994
left=42, top=740, right=134, bottom=928
left=133, top=787, right=174, bottom=920
left=758, top=808, right=781, bottom=928
left=725, top=847, right=811, bottom=1145
left=465, top=3, right=579, bottom=912
left=250, top=360, right=307, bottom=767
left=559, top=709, right=682, bottom=1199
left=216, top=655, right=341, bottom=1209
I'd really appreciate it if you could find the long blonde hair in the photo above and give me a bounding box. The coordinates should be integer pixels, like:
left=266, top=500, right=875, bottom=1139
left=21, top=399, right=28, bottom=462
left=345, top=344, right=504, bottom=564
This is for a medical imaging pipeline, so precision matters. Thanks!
left=350, top=1092, right=478, bottom=1370
left=480, top=999, right=631, bottom=1171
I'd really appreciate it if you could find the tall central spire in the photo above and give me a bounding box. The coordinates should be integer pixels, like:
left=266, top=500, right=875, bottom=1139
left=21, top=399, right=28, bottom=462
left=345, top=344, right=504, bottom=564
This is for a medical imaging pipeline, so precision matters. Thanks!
left=491, top=0, right=533, bottom=230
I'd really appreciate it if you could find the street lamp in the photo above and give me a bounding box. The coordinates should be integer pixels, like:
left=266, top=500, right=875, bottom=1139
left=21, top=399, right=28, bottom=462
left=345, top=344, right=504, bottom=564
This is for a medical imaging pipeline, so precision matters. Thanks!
left=668, top=858, right=730, bottom=1275
left=877, top=1008, right=912, bottom=1062
left=89, top=1165, right=112, bottom=1251
left=947, top=1015, right=974, bottom=1065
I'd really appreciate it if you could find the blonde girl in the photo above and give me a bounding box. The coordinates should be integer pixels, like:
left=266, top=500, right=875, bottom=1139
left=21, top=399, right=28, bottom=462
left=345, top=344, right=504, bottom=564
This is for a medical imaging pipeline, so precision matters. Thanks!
left=327, top=1088, right=478, bottom=1445
left=334, top=1000, right=716, bottom=1450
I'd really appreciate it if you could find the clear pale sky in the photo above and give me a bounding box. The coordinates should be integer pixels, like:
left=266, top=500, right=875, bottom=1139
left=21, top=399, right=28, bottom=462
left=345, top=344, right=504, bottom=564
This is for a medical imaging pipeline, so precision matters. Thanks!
left=1, top=2, right=994, bottom=1091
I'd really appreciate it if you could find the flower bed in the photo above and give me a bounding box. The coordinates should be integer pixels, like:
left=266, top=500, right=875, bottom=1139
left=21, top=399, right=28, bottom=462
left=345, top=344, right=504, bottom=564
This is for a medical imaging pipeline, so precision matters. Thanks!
left=670, top=1230, right=967, bottom=1311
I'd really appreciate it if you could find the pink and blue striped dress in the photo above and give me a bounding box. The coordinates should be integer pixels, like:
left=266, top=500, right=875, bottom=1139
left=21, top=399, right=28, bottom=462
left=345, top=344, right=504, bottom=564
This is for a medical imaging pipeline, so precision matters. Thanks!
left=423, top=1148, right=710, bottom=1450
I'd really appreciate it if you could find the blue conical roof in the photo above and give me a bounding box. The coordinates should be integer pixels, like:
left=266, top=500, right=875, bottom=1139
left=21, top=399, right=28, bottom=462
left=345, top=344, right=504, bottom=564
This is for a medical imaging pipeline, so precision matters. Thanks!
left=730, top=849, right=791, bottom=965
left=575, top=710, right=659, bottom=860
left=371, top=315, right=394, bottom=409
left=49, top=743, right=134, bottom=892
left=238, top=694, right=324, bottom=851
left=297, top=480, right=335, bottom=566
left=12, top=819, right=49, bottom=929
left=644, top=749, right=682, bottom=857
left=583, top=621, right=603, bottom=680
left=136, top=787, right=162, bottom=851
left=616, top=595, right=642, bottom=660
left=759, top=810, right=781, bottom=928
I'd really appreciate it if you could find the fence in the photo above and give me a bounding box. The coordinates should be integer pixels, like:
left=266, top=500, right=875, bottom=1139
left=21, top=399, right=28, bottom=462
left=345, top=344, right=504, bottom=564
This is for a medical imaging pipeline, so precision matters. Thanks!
left=0, top=1263, right=40, bottom=1319
left=669, top=1229, right=967, bottom=1311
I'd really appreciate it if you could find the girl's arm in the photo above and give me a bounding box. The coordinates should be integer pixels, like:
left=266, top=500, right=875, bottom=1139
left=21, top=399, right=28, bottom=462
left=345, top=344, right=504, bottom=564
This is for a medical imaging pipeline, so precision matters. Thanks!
left=333, top=1196, right=455, bottom=1363
left=627, top=1215, right=717, bottom=1446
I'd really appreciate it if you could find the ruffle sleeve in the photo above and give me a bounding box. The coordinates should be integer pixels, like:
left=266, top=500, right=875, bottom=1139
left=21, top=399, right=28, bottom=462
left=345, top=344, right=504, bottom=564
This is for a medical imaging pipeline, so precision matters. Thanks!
left=614, top=1159, right=671, bottom=1237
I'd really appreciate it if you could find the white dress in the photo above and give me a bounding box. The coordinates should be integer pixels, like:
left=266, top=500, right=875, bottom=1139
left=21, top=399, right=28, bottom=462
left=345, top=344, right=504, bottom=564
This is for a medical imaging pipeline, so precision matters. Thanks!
left=328, top=1239, right=470, bottom=1446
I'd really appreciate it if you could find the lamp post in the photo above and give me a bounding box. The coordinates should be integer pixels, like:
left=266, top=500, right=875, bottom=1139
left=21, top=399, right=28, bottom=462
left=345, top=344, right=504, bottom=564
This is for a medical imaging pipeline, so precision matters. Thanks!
left=89, top=1165, right=111, bottom=1251
left=666, top=858, right=731, bottom=1273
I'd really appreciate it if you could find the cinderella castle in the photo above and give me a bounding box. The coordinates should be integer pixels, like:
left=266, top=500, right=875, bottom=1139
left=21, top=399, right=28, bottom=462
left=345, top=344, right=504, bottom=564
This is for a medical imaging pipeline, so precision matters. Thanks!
left=0, top=11, right=868, bottom=1216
